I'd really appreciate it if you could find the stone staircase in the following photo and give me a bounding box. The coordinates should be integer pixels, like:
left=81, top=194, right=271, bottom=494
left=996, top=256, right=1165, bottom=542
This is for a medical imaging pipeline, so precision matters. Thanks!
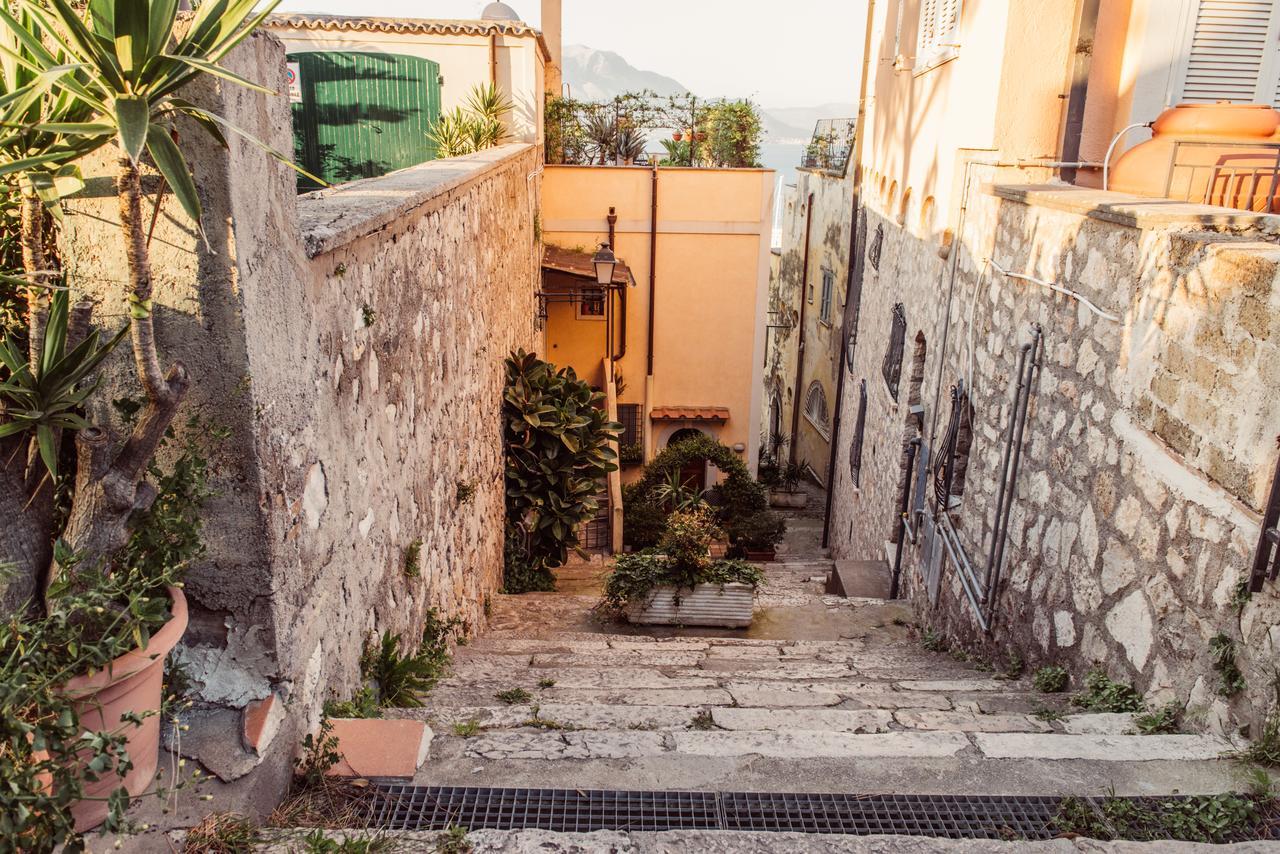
left=385, top=558, right=1238, bottom=799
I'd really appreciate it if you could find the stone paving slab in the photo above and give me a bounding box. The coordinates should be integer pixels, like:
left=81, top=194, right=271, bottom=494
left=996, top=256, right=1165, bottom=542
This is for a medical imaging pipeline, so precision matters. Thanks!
left=711, top=707, right=895, bottom=733
left=442, top=667, right=720, bottom=690
left=670, top=730, right=972, bottom=759
left=893, top=709, right=1053, bottom=733
left=897, top=679, right=1022, bottom=692
left=530, top=651, right=706, bottom=667
left=1060, top=713, right=1139, bottom=735
left=972, top=733, right=1235, bottom=761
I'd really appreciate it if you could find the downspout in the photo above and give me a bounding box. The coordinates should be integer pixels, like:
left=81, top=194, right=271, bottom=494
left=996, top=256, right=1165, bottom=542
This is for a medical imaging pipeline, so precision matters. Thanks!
left=646, top=165, right=658, bottom=376
left=607, top=207, right=625, bottom=362
left=787, top=191, right=815, bottom=466
left=1059, top=0, right=1101, bottom=184
left=488, top=33, right=498, bottom=86
left=821, top=0, right=878, bottom=548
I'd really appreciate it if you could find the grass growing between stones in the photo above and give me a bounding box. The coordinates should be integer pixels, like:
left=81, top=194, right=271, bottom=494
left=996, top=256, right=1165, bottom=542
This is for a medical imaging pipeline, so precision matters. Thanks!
left=302, top=830, right=395, bottom=853
left=436, top=826, right=473, bottom=854
left=1033, top=665, right=1068, bottom=694
left=1133, top=702, right=1182, bottom=734
left=689, top=710, right=716, bottom=730
left=181, top=812, right=258, bottom=853
left=1072, top=668, right=1144, bottom=713
left=496, top=687, right=534, bottom=705
left=1210, top=633, right=1246, bottom=698
left=1051, top=793, right=1276, bottom=844
left=271, top=719, right=371, bottom=830
left=452, top=718, right=483, bottom=738
left=1234, top=680, right=1280, bottom=768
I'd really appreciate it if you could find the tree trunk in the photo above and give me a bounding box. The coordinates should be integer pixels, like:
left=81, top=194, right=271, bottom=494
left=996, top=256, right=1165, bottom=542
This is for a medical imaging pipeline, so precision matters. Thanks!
left=52, top=157, right=188, bottom=587
left=0, top=196, right=56, bottom=614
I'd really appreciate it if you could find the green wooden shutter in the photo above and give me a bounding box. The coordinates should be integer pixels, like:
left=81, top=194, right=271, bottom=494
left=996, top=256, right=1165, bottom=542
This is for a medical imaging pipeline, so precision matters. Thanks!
left=289, top=51, right=442, bottom=192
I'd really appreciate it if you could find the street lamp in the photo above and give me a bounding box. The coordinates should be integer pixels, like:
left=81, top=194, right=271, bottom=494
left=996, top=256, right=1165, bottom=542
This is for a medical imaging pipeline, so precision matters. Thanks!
left=592, top=243, right=617, bottom=285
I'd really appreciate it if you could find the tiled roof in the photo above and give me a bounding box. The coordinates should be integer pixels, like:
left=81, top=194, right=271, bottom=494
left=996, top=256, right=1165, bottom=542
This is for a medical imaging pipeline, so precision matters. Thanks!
left=264, top=14, right=549, bottom=55
left=542, top=245, right=635, bottom=286
left=650, top=406, right=731, bottom=422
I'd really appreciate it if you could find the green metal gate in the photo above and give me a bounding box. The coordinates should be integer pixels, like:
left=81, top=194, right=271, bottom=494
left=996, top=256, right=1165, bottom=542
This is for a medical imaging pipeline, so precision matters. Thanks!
left=288, top=51, right=441, bottom=192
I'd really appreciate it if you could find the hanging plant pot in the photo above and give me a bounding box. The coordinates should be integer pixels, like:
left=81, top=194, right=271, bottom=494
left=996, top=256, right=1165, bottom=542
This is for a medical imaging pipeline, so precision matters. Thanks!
left=627, top=583, right=755, bottom=628
left=744, top=547, right=777, bottom=562
left=672, top=131, right=683, bottom=141
left=60, top=586, right=189, bottom=831
left=694, top=132, right=707, bottom=142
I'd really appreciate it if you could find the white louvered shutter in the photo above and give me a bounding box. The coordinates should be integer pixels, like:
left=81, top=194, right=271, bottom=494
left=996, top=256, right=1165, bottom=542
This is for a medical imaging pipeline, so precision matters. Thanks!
left=1176, top=0, right=1280, bottom=105
left=917, top=0, right=963, bottom=67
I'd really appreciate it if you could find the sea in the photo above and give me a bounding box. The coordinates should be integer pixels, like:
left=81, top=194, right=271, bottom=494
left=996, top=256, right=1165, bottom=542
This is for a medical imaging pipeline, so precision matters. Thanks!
left=760, top=141, right=805, bottom=247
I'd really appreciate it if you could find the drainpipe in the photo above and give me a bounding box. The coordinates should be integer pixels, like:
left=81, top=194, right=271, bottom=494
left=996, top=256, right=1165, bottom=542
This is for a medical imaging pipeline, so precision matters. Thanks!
left=488, top=33, right=498, bottom=86
left=607, top=207, right=625, bottom=362
left=1059, top=0, right=1102, bottom=184
left=821, top=0, right=877, bottom=548
left=646, top=165, right=658, bottom=376
left=787, top=191, right=815, bottom=466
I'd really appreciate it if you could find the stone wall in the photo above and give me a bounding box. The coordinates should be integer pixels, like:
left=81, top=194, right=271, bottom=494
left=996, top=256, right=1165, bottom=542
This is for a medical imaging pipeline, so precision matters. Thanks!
left=60, top=31, right=539, bottom=788
left=828, top=173, right=1280, bottom=733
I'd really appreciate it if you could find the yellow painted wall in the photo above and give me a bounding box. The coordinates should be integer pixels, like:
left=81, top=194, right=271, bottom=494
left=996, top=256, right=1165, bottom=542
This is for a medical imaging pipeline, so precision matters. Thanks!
left=543, top=165, right=775, bottom=471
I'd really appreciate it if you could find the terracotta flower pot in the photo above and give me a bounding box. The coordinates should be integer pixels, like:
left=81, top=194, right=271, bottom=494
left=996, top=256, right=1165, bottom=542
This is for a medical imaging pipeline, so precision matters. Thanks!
left=744, top=547, right=776, bottom=562
left=694, top=132, right=707, bottom=142
left=672, top=132, right=683, bottom=142
left=60, top=586, right=188, bottom=832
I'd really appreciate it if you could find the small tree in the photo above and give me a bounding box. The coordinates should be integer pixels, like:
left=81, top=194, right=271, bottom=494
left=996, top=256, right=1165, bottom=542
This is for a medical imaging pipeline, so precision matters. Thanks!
left=502, top=350, right=620, bottom=592
left=0, top=0, right=305, bottom=606
left=705, top=100, right=763, bottom=169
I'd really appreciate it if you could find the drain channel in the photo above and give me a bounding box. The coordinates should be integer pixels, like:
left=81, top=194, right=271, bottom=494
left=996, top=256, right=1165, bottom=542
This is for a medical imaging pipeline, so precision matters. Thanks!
left=366, top=786, right=1068, bottom=838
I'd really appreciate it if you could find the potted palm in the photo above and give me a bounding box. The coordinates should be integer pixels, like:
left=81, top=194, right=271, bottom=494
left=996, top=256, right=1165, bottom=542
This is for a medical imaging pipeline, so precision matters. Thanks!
left=604, top=508, right=762, bottom=628
left=769, top=461, right=810, bottom=509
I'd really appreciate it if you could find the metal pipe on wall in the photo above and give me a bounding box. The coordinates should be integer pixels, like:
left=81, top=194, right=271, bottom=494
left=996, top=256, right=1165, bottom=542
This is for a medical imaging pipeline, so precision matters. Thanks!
left=647, top=164, right=658, bottom=378
left=788, top=191, right=815, bottom=466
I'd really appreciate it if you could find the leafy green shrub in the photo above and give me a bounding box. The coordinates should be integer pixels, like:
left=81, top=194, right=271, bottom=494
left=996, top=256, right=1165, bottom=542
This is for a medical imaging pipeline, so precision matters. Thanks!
left=502, top=351, right=620, bottom=592
left=627, top=433, right=766, bottom=529
left=619, top=442, right=644, bottom=466
left=725, top=509, right=786, bottom=553
left=603, top=550, right=762, bottom=612
left=1052, top=792, right=1267, bottom=843
left=496, top=688, right=532, bottom=705
left=705, top=100, right=762, bottom=168
left=1033, top=665, right=1068, bottom=694
left=1073, top=668, right=1145, bottom=713
left=622, top=483, right=670, bottom=549
left=1134, top=701, right=1181, bottom=734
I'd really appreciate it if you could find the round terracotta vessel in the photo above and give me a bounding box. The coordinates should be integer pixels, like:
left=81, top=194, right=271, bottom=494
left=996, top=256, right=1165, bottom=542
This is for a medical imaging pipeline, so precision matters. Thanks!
left=1110, top=103, right=1280, bottom=212
left=61, top=586, right=188, bottom=831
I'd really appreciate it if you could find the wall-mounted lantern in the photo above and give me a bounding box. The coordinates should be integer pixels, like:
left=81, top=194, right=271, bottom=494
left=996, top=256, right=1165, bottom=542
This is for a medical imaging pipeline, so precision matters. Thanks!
left=592, top=243, right=617, bottom=286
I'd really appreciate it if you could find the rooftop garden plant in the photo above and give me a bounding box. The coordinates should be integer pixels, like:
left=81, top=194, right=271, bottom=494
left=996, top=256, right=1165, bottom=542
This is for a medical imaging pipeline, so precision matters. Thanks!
left=502, top=350, right=620, bottom=592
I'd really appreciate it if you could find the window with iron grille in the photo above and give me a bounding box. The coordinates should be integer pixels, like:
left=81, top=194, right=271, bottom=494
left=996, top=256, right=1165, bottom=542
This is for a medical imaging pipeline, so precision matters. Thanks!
left=819, top=268, right=834, bottom=324
left=850, top=379, right=867, bottom=487
left=617, top=403, right=643, bottom=447
left=804, top=381, right=830, bottom=438
left=933, top=381, right=974, bottom=510
left=883, top=303, right=907, bottom=401
left=868, top=223, right=883, bottom=271
left=577, top=288, right=605, bottom=319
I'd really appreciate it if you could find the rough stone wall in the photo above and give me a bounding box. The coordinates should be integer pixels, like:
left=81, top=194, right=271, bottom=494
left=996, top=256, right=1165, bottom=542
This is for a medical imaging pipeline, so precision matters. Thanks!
left=829, top=177, right=1280, bottom=733
left=60, top=31, right=538, bottom=786
left=762, top=169, right=853, bottom=475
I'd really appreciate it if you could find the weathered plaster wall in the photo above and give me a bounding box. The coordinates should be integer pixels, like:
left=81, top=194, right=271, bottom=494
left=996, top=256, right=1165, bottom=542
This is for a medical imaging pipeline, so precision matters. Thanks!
left=61, top=31, right=538, bottom=787
left=829, top=179, right=1280, bottom=732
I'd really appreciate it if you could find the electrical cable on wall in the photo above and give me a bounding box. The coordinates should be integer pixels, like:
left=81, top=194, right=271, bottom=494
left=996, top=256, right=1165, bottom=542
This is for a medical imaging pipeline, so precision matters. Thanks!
left=987, top=259, right=1121, bottom=323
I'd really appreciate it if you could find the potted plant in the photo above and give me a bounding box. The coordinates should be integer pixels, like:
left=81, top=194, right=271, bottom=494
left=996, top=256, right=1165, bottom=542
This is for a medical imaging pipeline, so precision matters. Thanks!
left=726, top=510, right=786, bottom=562
left=619, top=442, right=644, bottom=467
left=603, top=508, right=763, bottom=627
left=769, top=461, right=811, bottom=509
left=672, top=131, right=684, bottom=141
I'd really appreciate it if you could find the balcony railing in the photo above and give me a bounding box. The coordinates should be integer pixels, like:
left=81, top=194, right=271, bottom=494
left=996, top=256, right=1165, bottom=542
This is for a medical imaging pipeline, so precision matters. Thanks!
left=1163, top=140, right=1280, bottom=213
left=801, top=118, right=856, bottom=174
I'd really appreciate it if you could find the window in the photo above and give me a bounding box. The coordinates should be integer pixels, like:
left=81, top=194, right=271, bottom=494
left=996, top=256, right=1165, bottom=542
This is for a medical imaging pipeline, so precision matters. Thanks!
left=933, top=381, right=974, bottom=510
left=849, top=379, right=868, bottom=487
left=883, top=303, right=907, bottom=401
left=804, top=381, right=830, bottom=438
left=577, top=288, right=605, bottom=319
left=916, top=0, right=963, bottom=72
left=1175, top=1, right=1280, bottom=106
left=819, top=268, right=834, bottom=324
left=617, top=403, right=643, bottom=447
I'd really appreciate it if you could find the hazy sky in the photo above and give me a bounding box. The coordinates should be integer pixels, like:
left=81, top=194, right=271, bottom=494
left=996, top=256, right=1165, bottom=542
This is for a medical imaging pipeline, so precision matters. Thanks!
left=273, top=1, right=865, bottom=107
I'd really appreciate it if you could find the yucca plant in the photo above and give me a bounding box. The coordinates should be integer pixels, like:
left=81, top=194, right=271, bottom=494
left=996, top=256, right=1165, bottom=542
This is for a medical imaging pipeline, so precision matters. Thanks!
left=465, top=81, right=511, bottom=143
left=0, top=0, right=308, bottom=605
left=428, top=106, right=475, bottom=158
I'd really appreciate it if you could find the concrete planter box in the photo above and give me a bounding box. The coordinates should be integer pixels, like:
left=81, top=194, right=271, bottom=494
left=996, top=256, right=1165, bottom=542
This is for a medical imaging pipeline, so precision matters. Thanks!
left=627, top=583, right=755, bottom=628
left=770, top=489, right=808, bottom=509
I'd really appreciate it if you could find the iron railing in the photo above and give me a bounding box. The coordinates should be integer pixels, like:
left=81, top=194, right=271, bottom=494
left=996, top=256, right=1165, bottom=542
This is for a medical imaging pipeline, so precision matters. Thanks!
left=1163, top=140, right=1280, bottom=213
left=883, top=303, right=907, bottom=401
left=800, top=118, right=856, bottom=174
left=1249, top=444, right=1280, bottom=593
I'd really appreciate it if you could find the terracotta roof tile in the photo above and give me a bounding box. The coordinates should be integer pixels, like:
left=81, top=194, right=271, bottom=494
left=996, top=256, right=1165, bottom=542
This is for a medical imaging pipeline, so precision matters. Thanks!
left=650, top=406, right=731, bottom=422
left=265, top=15, right=550, bottom=58
left=542, top=244, right=634, bottom=286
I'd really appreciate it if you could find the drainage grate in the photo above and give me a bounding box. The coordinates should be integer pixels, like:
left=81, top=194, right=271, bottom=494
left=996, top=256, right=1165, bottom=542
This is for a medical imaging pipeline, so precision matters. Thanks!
left=719, top=792, right=1061, bottom=839
left=368, top=786, right=720, bottom=833
left=365, top=786, right=1279, bottom=840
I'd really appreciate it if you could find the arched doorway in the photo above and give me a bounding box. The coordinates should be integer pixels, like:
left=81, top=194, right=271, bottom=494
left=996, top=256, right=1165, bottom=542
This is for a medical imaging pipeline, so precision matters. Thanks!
left=667, top=428, right=708, bottom=492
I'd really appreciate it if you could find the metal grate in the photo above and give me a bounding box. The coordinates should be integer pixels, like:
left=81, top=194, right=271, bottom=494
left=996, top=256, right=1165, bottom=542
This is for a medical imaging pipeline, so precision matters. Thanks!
left=849, top=379, right=867, bottom=487
left=882, top=303, right=906, bottom=401
left=368, top=786, right=719, bottom=832
left=365, top=786, right=1280, bottom=841
left=719, top=792, right=1062, bottom=839
left=617, top=403, right=643, bottom=459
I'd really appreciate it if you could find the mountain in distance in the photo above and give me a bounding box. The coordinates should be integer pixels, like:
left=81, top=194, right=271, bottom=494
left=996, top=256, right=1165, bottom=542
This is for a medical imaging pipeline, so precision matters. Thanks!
left=561, top=45, right=852, bottom=143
